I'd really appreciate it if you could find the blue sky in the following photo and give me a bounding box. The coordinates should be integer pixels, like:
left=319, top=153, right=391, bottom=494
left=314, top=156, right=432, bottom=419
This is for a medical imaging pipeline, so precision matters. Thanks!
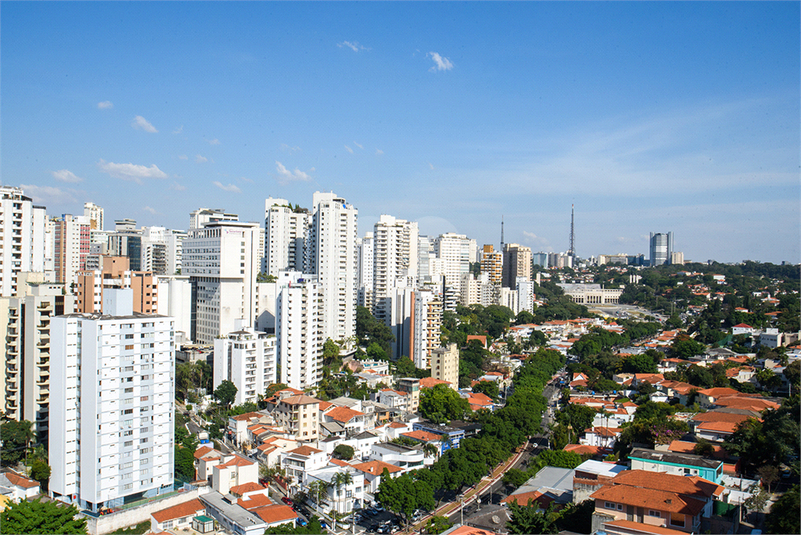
left=3, top=2, right=799, bottom=264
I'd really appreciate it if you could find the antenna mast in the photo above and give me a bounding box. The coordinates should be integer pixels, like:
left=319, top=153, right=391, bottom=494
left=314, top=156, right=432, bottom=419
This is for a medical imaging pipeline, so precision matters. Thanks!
left=569, top=204, right=575, bottom=257
left=500, top=216, right=504, bottom=251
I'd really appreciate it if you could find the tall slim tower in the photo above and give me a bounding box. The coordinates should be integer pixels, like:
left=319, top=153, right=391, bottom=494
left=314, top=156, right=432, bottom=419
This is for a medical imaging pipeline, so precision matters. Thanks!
left=500, top=217, right=504, bottom=252
left=568, top=204, right=575, bottom=258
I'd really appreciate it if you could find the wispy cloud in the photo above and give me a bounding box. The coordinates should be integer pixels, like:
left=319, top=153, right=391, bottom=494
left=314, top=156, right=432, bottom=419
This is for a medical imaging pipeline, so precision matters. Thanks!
left=97, top=159, right=168, bottom=183
left=275, top=161, right=313, bottom=185
left=338, top=41, right=369, bottom=52
left=240, top=176, right=254, bottom=184
left=131, top=115, right=158, bottom=133
left=345, top=145, right=354, bottom=154
left=97, top=101, right=113, bottom=110
left=19, top=184, right=78, bottom=205
left=143, top=206, right=158, bottom=215
left=207, top=138, right=220, bottom=145
left=522, top=231, right=553, bottom=252
left=280, top=144, right=301, bottom=153
left=427, top=52, right=454, bottom=72
left=195, top=154, right=208, bottom=163
left=173, top=125, right=184, bottom=134
left=375, top=149, right=384, bottom=155
left=178, top=155, right=188, bottom=160
left=354, top=142, right=363, bottom=150
left=428, top=162, right=435, bottom=170
left=213, top=181, right=241, bottom=193
left=170, top=182, right=186, bottom=191
left=51, top=169, right=84, bottom=183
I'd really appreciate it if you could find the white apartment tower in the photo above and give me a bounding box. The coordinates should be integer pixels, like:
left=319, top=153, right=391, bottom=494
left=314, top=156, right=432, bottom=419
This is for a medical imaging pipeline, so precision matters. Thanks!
left=434, top=233, right=471, bottom=295
left=189, top=208, right=239, bottom=230
left=183, top=218, right=261, bottom=343
left=372, top=215, right=419, bottom=326
left=305, top=192, right=358, bottom=342
left=50, top=289, right=174, bottom=513
left=276, top=272, right=322, bottom=390
left=264, top=198, right=310, bottom=276
left=412, top=289, right=442, bottom=369
left=502, top=243, right=532, bottom=288
left=52, top=214, right=91, bottom=288
left=0, top=186, right=47, bottom=297
left=83, top=202, right=104, bottom=231
left=357, top=232, right=374, bottom=309
left=213, top=320, right=277, bottom=405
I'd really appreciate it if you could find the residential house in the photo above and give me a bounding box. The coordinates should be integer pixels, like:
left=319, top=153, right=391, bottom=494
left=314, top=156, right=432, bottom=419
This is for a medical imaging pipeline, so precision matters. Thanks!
left=572, top=460, right=627, bottom=503
left=281, top=445, right=327, bottom=493
left=369, top=443, right=425, bottom=472
left=150, top=498, right=207, bottom=533
left=212, top=454, right=259, bottom=495
left=323, top=406, right=366, bottom=435
left=273, top=395, right=321, bottom=442
left=0, top=470, right=40, bottom=502
left=306, top=465, right=365, bottom=514
left=628, top=448, right=723, bottom=484
left=195, top=446, right=224, bottom=482
left=352, top=460, right=403, bottom=496
left=200, top=491, right=267, bottom=535
left=580, top=427, right=622, bottom=449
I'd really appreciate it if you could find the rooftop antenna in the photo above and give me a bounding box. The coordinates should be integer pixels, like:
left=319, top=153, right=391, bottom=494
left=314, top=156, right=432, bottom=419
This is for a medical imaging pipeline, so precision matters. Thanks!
left=569, top=204, right=575, bottom=257
left=500, top=216, right=504, bottom=251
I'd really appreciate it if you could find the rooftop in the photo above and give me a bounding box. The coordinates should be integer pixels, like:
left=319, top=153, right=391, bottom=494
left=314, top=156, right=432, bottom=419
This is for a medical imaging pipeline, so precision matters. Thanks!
left=629, top=447, right=722, bottom=470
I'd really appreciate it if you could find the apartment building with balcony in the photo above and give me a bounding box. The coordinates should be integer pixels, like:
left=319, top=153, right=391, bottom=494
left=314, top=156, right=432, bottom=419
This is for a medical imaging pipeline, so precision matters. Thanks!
left=263, top=197, right=309, bottom=277
left=273, top=395, right=321, bottom=442
left=371, top=215, right=418, bottom=327
left=276, top=272, right=322, bottom=390
left=0, top=273, right=75, bottom=443
left=50, top=289, right=174, bottom=513
left=213, top=321, right=277, bottom=406
left=75, top=256, right=158, bottom=315
left=0, top=186, right=47, bottom=298
left=431, top=343, right=459, bottom=390
left=411, top=289, right=442, bottom=369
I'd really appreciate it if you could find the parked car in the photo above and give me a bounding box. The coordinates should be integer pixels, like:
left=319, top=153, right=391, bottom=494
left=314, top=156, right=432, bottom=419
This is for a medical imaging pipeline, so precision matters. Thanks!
left=281, top=497, right=293, bottom=506
left=298, top=519, right=308, bottom=527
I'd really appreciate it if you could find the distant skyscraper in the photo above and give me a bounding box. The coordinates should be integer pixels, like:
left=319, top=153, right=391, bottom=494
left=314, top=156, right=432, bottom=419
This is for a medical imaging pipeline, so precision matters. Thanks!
left=213, top=320, right=277, bottom=405
left=502, top=243, right=532, bottom=288
left=52, top=214, right=90, bottom=287
left=480, top=245, right=503, bottom=285
left=372, top=215, right=418, bottom=326
left=0, top=186, right=46, bottom=297
left=83, top=202, right=104, bottom=231
left=649, top=232, right=673, bottom=266
left=433, top=233, right=471, bottom=295
left=276, top=272, right=322, bottom=390
left=263, top=198, right=310, bottom=276
left=357, top=232, right=374, bottom=309
left=50, top=289, right=174, bottom=512
left=305, top=192, right=358, bottom=342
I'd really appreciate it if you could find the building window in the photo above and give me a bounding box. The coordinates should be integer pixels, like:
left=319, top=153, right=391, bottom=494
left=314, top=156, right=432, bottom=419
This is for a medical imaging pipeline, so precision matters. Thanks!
left=670, top=514, right=685, bottom=527
left=649, top=510, right=661, bottom=518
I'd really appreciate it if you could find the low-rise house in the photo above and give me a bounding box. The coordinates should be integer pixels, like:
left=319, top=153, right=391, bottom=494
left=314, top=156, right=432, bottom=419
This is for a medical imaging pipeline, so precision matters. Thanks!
left=323, top=406, right=366, bottom=436
left=413, top=421, right=465, bottom=450
left=689, top=411, right=754, bottom=443
left=731, top=323, right=754, bottom=336
left=306, top=466, right=365, bottom=514
left=0, top=470, right=39, bottom=503
left=401, top=429, right=446, bottom=459
left=150, top=498, right=206, bottom=533
left=251, top=504, right=298, bottom=529
left=694, top=387, right=741, bottom=409
left=502, top=466, right=574, bottom=509
left=580, top=427, right=622, bottom=449
left=628, top=448, right=723, bottom=484
left=378, top=389, right=410, bottom=412
left=200, top=490, right=267, bottom=535
left=212, top=454, right=259, bottom=495
left=352, top=460, right=403, bottom=495
left=344, top=430, right=381, bottom=461
left=464, top=392, right=496, bottom=412
left=572, top=460, right=626, bottom=503
left=281, top=445, right=327, bottom=492
left=228, top=411, right=270, bottom=445
left=369, top=443, right=424, bottom=472
left=195, top=445, right=224, bottom=482
left=591, top=469, right=723, bottom=535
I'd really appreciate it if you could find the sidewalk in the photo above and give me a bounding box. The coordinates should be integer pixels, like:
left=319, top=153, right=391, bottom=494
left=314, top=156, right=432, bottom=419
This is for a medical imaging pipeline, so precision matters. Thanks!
left=401, top=440, right=529, bottom=534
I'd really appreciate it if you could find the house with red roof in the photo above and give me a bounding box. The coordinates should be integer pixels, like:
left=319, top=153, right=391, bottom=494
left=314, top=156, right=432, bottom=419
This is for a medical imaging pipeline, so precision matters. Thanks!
left=732, top=323, right=754, bottom=336
left=252, top=504, right=298, bottom=529
left=150, top=498, right=206, bottom=533
left=212, top=454, right=258, bottom=495
left=580, top=426, right=622, bottom=449
left=352, top=460, right=403, bottom=493
left=195, top=445, right=224, bottom=481
left=0, top=469, right=40, bottom=502
left=323, top=405, right=366, bottom=435
left=281, top=445, right=326, bottom=491
left=419, top=377, right=450, bottom=389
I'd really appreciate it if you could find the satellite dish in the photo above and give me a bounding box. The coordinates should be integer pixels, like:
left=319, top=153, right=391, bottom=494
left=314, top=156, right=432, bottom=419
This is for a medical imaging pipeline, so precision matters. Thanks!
left=491, top=515, right=500, bottom=524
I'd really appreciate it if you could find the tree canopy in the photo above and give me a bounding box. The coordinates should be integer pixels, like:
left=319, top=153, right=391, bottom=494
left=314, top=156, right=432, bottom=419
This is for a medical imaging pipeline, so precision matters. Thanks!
left=214, top=380, right=238, bottom=407
left=1, top=498, right=87, bottom=534
left=0, top=420, right=33, bottom=466
left=419, top=384, right=471, bottom=424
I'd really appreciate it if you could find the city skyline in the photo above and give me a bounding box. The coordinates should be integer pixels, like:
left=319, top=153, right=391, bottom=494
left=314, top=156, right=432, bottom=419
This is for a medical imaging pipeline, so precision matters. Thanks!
left=2, top=2, right=798, bottom=264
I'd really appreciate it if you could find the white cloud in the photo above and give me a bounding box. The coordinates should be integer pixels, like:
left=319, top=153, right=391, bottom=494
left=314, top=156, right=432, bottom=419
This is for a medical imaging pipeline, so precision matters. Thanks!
left=275, top=161, right=313, bottom=185
left=354, top=142, right=363, bottom=150
left=375, top=149, right=384, bottom=155
left=131, top=115, right=158, bottom=133
left=208, top=138, right=220, bottom=145
left=51, top=169, right=84, bottom=183
left=97, top=101, right=113, bottom=110
left=173, top=125, right=184, bottom=134
left=19, top=184, right=78, bottom=205
left=97, top=159, right=168, bottom=183
left=523, top=231, right=553, bottom=251
left=178, top=155, right=188, bottom=160
left=213, top=181, right=241, bottom=193
left=195, top=155, right=208, bottom=163
left=170, top=182, right=186, bottom=191
left=427, top=52, right=454, bottom=72
left=428, top=162, right=435, bottom=170
left=337, top=41, right=369, bottom=52
left=143, top=206, right=158, bottom=215
left=345, top=145, right=354, bottom=154
left=240, top=177, right=254, bottom=184
left=280, top=144, right=301, bottom=153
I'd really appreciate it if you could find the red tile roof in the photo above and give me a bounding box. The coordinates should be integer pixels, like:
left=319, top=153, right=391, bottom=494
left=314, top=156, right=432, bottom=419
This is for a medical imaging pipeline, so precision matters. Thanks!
left=325, top=405, right=364, bottom=423
left=352, top=460, right=403, bottom=476
left=231, top=411, right=263, bottom=422
left=151, top=499, right=205, bottom=523
left=564, top=444, right=607, bottom=455
left=603, top=519, right=688, bottom=535
left=217, top=454, right=255, bottom=468
left=252, top=504, right=298, bottom=524
left=419, top=377, right=450, bottom=388
left=237, top=493, right=274, bottom=510
left=194, top=446, right=215, bottom=459
left=288, top=445, right=322, bottom=456
left=2, top=471, right=39, bottom=489
left=610, top=469, right=723, bottom=499
left=388, top=422, right=408, bottom=429
left=592, top=485, right=706, bottom=516
left=401, top=430, right=442, bottom=442
left=696, top=387, right=739, bottom=398
left=229, top=482, right=266, bottom=496
left=280, top=394, right=321, bottom=406
left=502, top=490, right=554, bottom=508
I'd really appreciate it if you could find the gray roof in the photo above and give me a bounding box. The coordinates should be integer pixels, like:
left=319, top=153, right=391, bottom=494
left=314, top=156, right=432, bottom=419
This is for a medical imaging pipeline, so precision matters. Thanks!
left=630, top=447, right=722, bottom=469
left=200, top=490, right=266, bottom=530
left=519, top=466, right=575, bottom=495
left=352, top=431, right=378, bottom=441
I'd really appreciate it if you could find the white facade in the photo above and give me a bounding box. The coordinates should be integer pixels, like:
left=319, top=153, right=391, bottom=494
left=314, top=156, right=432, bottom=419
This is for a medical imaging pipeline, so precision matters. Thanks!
left=305, top=192, right=358, bottom=342
left=357, top=233, right=374, bottom=309
left=434, top=233, right=471, bottom=295
left=165, top=230, right=187, bottom=276
left=516, top=277, right=535, bottom=314
left=0, top=186, right=47, bottom=297
left=213, top=322, right=277, bottom=406
left=83, top=202, right=104, bottom=231
left=182, top=220, right=261, bottom=343
left=50, top=289, right=174, bottom=513
left=276, top=272, right=323, bottom=390
left=155, top=275, right=192, bottom=344
left=263, top=197, right=309, bottom=276
left=372, top=216, right=418, bottom=326
left=412, top=290, right=442, bottom=369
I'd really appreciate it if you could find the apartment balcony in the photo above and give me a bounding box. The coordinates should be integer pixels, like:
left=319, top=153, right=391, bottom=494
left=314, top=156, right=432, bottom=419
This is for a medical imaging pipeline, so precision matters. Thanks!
left=7, top=383, right=18, bottom=392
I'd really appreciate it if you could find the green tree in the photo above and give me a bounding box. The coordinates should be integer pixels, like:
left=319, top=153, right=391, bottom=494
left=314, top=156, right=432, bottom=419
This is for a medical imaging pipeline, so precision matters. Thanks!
left=332, top=444, right=354, bottom=461
left=671, top=338, right=706, bottom=359
left=424, top=516, right=453, bottom=534
left=29, top=458, right=51, bottom=489
left=766, top=484, right=800, bottom=535
left=377, top=470, right=435, bottom=526
left=366, top=342, right=388, bottom=361
left=506, top=502, right=559, bottom=534
left=214, top=380, right=238, bottom=407
left=1, top=498, right=87, bottom=534
left=419, top=384, right=472, bottom=423
left=175, top=445, right=195, bottom=481
left=0, top=420, right=34, bottom=466
left=502, top=468, right=529, bottom=488
left=472, top=380, right=500, bottom=401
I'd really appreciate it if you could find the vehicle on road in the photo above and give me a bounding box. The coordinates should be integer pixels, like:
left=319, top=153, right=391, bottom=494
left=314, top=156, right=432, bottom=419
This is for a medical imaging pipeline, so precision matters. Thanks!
left=281, top=496, right=293, bottom=506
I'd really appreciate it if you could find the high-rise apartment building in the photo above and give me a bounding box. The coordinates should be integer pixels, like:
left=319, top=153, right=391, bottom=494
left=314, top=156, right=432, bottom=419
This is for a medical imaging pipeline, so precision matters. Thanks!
left=305, top=192, right=358, bottom=342
left=649, top=232, right=673, bottom=267
left=0, top=186, right=47, bottom=297
left=0, top=273, right=75, bottom=443
left=75, top=256, right=158, bottom=315
left=357, top=232, right=374, bottom=309
left=276, top=272, right=322, bottom=390
left=183, top=218, right=261, bottom=343
left=50, top=289, right=174, bottom=513
left=411, top=289, right=442, bottom=369
left=263, top=198, right=310, bottom=277
left=431, top=343, right=459, bottom=390
left=502, top=243, right=531, bottom=288
left=480, top=245, right=503, bottom=285
left=372, top=215, right=418, bottom=326
left=83, top=202, right=104, bottom=231
left=52, top=214, right=90, bottom=287
left=189, top=208, right=238, bottom=231
left=434, top=233, right=471, bottom=295
left=213, top=321, right=277, bottom=405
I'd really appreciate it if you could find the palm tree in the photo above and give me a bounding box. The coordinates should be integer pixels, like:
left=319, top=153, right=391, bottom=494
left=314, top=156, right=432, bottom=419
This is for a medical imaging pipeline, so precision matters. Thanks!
left=331, top=471, right=354, bottom=513
left=307, top=479, right=329, bottom=512
left=423, top=442, right=439, bottom=460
